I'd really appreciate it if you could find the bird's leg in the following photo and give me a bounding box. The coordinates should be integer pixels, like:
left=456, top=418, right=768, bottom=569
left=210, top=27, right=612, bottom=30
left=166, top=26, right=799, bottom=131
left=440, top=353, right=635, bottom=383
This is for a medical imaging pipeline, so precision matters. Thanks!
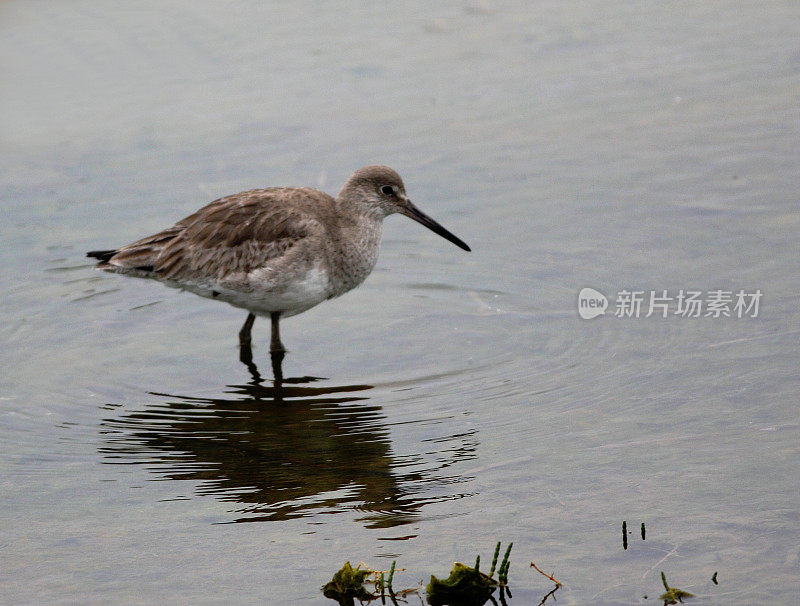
left=270, top=312, right=285, bottom=353
left=238, top=313, right=262, bottom=383
left=270, top=311, right=285, bottom=383
left=239, top=342, right=263, bottom=384
left=239, top=312, right=256, bottom=345
left=271, top=351, right=284, bottom=383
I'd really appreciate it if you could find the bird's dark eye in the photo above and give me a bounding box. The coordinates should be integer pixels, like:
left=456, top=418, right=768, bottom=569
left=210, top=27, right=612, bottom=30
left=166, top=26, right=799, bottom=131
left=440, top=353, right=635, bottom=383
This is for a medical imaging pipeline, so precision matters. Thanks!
left=380, top=185, right=395, bottom=196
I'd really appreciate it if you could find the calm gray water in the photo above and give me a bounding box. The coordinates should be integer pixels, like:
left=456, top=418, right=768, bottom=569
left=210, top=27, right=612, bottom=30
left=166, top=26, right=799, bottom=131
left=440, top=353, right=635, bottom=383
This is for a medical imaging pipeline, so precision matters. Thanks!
left=2, top=2, right=799, bottom=604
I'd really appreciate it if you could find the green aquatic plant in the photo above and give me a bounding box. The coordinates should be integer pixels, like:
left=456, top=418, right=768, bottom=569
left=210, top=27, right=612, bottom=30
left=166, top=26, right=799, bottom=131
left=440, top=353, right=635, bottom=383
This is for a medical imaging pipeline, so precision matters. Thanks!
left=425, top=542, right=513, bottom=605
left=388, top=559, right=396, bottom=590
left=498, top=542, right=513, bottom=584
left=322, top=561, right=376, bottom=604
left=425, top=561, right=498, bottom=605
left=323, top=545, right=514, bottom=605
left=488, top=542, right=501, bottom=577
left=323, top=560, right=412, bottom=605
left=659, top=571, right=694, bottom=604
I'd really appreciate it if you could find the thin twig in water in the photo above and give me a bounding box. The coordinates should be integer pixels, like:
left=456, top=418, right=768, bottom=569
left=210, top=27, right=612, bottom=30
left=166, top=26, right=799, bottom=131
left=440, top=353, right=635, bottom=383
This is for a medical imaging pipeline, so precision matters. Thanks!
left=530, top=562, right=562, bottom=586
left=531, top=562, right=562, bottom=606
left=537, top=584, right=561, bottom=606
left=394, top=580, right=423, bottom=598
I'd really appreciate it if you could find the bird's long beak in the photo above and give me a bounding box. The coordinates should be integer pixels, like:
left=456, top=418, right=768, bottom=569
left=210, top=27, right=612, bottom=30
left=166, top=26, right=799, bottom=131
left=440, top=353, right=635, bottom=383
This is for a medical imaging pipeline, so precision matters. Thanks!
left=399, top=200, right=471, bottom=252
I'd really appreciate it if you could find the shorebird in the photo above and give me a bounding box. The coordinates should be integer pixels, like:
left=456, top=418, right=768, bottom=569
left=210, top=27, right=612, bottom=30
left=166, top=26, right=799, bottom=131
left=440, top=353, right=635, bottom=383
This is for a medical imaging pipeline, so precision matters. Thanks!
left=88, top=165, right=470, bottom=378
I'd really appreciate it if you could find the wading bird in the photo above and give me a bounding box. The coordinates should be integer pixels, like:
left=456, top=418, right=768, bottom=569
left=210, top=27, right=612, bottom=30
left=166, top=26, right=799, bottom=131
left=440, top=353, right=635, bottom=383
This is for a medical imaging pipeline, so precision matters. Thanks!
left=88, top=165, right=470, bottom=380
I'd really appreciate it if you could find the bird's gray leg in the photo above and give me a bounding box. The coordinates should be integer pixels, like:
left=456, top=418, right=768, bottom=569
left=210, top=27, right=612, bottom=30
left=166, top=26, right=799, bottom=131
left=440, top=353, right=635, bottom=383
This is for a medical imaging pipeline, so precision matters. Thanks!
left=239, top=312, right=256, bottom=345
left=270, top=312, right=285, bottom=353
left=270, top=311, right=285, bottom=383
left=239, top=342, right=262, bottom=384
left=238, top=313, right=262, bottom=383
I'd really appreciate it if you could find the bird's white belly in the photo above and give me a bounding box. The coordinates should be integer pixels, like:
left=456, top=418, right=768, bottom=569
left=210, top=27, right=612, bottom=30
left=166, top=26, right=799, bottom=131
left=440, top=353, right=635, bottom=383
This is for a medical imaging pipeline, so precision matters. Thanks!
left=245, top=264, right=332, bottom=317
left=175, top=264, right=332, bottom=318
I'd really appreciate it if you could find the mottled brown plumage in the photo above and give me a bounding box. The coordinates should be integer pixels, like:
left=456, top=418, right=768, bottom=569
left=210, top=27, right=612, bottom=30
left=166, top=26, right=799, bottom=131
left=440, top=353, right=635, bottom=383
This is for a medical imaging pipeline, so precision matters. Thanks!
left=88, top=165, right=470, bottom=371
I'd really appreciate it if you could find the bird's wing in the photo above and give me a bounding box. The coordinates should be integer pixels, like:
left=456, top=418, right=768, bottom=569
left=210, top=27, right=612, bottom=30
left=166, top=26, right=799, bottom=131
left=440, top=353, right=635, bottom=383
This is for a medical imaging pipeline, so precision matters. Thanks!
left=105, top=188, right=329, bottom=282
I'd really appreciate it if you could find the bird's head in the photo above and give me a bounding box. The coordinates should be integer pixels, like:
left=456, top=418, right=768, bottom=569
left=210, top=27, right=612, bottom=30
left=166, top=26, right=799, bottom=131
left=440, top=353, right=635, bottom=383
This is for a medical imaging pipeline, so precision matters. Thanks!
left=339, top=165, right=471, bottom=252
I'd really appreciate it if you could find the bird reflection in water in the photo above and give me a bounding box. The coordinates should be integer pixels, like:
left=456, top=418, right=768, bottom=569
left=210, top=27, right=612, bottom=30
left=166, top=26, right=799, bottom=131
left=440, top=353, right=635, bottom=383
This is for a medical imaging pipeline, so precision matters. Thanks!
left=100, top=345, right=477, bottom=527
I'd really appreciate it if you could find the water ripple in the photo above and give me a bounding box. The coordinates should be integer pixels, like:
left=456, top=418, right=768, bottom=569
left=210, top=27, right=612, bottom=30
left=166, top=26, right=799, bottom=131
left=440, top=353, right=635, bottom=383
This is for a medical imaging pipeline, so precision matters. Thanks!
left=99, top=377, right=478, bottom=528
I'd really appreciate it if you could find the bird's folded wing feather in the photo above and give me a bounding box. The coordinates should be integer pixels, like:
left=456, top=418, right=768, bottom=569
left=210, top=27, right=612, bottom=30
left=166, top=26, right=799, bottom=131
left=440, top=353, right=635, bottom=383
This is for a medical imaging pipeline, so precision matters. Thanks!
left=106, top=189, right=326, bottom=282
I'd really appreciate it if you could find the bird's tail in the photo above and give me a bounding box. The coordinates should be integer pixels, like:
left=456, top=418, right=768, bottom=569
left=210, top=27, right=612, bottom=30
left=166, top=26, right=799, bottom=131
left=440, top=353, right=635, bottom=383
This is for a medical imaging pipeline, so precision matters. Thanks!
left=86, top=249, right=118, bottom=263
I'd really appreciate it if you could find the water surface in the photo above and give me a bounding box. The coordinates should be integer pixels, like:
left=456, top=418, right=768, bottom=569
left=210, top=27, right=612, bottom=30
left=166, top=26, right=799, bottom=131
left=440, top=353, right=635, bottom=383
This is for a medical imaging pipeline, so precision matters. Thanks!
left=2, top=2, right=799, bottom=604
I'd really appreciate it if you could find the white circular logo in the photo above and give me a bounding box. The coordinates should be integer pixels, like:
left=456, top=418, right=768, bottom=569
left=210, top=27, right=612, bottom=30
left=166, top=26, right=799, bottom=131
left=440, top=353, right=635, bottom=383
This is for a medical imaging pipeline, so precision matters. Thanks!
left=578, top=287, right=608, bottom=319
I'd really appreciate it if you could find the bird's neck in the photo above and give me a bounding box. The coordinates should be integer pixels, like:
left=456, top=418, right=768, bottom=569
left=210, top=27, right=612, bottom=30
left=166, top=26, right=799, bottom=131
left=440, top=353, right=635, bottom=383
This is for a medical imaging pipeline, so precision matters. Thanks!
left=327, top=211, right=383, bottom=296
